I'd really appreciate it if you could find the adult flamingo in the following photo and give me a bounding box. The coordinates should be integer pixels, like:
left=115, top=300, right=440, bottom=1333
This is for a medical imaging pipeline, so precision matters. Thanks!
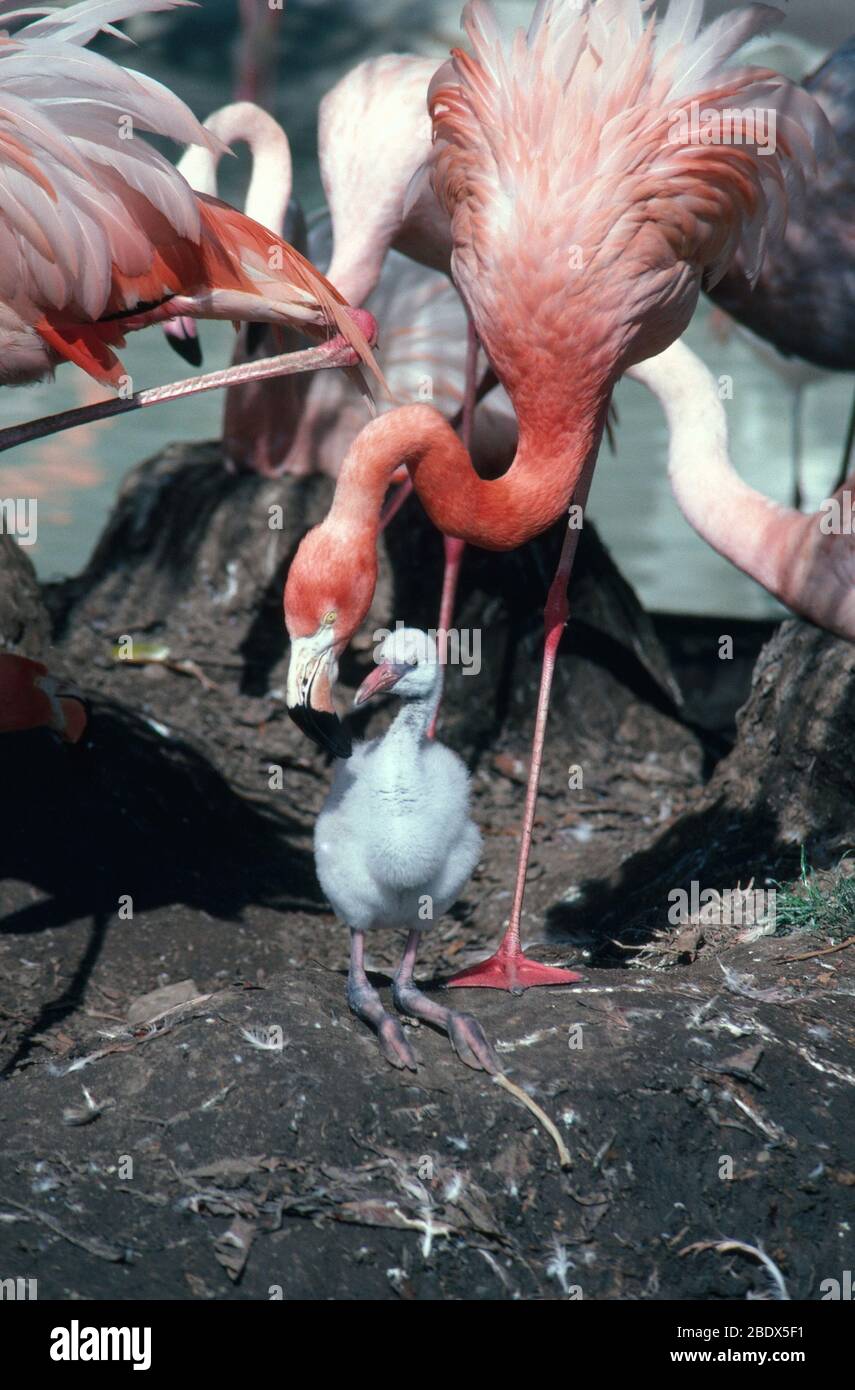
left=708, top=307, right=830, bottom=510
left=284, top=0, right=830, bottom=992
left=277, top=220, right=517, bottom=482
left=0, top=0, right=377, bottom=392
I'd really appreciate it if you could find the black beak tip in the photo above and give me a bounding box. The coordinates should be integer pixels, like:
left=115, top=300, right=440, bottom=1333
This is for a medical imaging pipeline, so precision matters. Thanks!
left=288, top=704, right=352, bottom=759
left=165, top=332, right=203, bottom=368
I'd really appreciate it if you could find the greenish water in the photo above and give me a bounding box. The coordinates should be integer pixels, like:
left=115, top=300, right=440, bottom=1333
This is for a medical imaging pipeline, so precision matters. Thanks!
left=1, top=0, right=852, bottom=617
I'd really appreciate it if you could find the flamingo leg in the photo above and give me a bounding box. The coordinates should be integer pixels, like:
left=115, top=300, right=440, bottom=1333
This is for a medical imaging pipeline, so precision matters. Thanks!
left=428, top=317, right=479, bottom=738
left=379, top=475, right=414, bottom=531
left=437, top=317, right=479, bottom=630
left=834, top=382, right=855, bottom=493
left=0, top=334, right=368, bottom=457
left=448, top=451, right=600, bottom=992
left=347, top=928, right=417, bottom=1071
left=790, top=384, right=804, bottom=511
left=392, top=930, right=499, bottom=1073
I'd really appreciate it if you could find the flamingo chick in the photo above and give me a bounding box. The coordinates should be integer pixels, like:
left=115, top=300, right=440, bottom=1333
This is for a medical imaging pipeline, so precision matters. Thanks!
left=314, top=628, right=498, bottom=1074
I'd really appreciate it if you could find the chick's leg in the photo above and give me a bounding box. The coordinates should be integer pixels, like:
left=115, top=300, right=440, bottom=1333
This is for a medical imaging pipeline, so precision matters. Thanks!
left=347, top=928, right=417, bottom=1071
left=392, top=930, right=499, bottom=1074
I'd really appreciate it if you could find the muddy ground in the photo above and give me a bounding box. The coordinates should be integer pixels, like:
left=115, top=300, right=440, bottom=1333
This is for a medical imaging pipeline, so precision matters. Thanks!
left=0, top=442, right=853, bottom=1300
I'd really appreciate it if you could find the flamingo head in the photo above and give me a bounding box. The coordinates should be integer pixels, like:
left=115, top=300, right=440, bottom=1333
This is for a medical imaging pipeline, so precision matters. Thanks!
left=354, top=628, right=440, bottom=707
left=283, top=522, right=378, bottom=759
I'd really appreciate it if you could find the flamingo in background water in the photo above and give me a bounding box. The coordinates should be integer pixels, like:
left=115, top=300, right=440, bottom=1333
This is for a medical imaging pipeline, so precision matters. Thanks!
left=0, top=0, right=378, bottom=399
left=163, top=99, right=300, bottom=371
left=284, top=0, right=831, bottom=992
left=235, top=0, right=281, bottom=108
left=707, top=32, right=855, bottom=502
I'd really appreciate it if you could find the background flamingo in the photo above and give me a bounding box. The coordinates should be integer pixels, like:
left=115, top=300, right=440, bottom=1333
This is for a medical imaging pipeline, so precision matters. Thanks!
left=284, top=0, right=831, bottom=992
left=234, top=0, right=281, bottom=108
left=164, top=100, right=319, bottom=475
left=708, top=307, right=830, bottom=510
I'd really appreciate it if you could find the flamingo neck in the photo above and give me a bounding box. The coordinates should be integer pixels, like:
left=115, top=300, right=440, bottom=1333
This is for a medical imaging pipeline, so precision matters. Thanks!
left=324, top=234, right=386, bottom=310
left=179, top=102, right=292, bottom=235
left=329, top=383, right=611, bottom=556
left=382, top=681, right=442, bottom=764
left=627, top=339, right=800, bottom=604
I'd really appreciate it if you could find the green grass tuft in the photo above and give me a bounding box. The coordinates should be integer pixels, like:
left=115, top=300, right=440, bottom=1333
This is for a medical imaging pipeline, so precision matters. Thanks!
left=772, top=847, right=855, bottom=941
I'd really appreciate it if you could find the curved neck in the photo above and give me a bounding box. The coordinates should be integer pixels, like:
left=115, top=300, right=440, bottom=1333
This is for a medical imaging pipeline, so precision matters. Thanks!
left=324, top=221, right=387, bottom=309
left=385, top=681, right=442, bottom=755
left=178, top=102, right=292, bottom=234
left=626, top=339, right=800, bottom=605
left=329, top=390, right=611, bottom=554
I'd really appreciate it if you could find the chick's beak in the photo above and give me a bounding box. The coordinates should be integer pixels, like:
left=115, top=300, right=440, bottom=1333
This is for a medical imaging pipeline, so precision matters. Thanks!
left=354, top=662, right=409, bottom=706
left=286, top=633, right=352, bottom=759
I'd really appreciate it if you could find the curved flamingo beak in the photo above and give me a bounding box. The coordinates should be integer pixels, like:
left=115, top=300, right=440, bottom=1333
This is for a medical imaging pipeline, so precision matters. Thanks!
left=354, top=661, right=409, bottom=706
left=286, top=633, right=352, bottom=759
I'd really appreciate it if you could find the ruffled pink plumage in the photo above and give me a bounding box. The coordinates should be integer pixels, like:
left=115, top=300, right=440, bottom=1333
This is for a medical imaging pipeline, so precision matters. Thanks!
left=0, top=0, right=378, bottom=388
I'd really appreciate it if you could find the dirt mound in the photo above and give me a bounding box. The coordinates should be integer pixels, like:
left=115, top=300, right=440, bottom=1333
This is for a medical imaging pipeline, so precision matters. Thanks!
left=2, top=945, right=851, bottom=1300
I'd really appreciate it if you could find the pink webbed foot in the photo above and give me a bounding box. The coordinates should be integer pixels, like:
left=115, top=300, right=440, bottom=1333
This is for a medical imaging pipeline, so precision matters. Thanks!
left=447, top=945, right=582, bottom=994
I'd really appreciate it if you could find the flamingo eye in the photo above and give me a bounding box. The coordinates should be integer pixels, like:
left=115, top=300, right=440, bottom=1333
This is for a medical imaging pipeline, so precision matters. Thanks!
left=322, top=610, right=337, bottom=627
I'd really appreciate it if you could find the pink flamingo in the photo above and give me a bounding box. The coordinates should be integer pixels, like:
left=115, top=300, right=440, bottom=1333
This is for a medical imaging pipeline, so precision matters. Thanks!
left=162, top=99, right=298, bottom=372
left=320, top=55, right=452, bottom=305
left=283, top=0, right=830, bottom=992
left=275, top=222, right=516, bottom=482
left=707, top=306, right=830, bottom=511
left=0, top=1, right=378, bottom=400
